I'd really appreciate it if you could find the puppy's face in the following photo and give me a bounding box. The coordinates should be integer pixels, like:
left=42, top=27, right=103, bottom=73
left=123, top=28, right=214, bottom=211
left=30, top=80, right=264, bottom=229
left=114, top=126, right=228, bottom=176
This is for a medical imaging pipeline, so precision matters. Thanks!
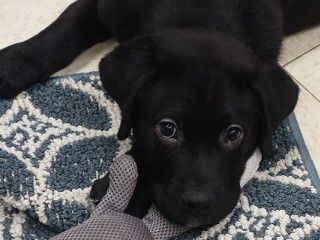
left=100, top=30, right=299, bottom=226
left=132, top=69, right=260, bottom=226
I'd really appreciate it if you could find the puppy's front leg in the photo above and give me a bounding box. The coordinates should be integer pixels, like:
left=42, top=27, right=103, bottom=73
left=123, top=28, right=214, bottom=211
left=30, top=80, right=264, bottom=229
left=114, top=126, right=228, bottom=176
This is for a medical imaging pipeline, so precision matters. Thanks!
left=125, top=182, right=152, bottom=218
left=90, top=173, right=111, bottom=204
left=0, top=0, right=111, bottom=99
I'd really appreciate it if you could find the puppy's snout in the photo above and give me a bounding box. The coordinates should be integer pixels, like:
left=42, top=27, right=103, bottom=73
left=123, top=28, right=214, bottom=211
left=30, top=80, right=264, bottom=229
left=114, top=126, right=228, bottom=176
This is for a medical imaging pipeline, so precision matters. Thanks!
left=182, top=191, right=210, bottom=212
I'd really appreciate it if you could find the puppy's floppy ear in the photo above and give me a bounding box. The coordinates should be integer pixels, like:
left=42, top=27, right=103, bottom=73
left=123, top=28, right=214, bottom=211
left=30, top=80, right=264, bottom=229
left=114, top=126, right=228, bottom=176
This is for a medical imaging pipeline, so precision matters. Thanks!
left=99, top=37, right=156, bottom=140
left=252, top=64, right=299, bottom=157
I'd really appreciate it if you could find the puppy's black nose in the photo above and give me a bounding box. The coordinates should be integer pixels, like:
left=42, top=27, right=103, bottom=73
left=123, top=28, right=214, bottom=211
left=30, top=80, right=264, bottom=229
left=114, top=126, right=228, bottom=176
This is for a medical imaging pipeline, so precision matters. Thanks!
left=182, top=191, right=210, bottom=212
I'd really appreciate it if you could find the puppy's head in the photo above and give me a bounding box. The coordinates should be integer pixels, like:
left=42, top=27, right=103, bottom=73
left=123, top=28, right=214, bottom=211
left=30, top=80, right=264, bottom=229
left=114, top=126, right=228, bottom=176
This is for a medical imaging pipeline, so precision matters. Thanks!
left=100, top=30, right=299, bottom=226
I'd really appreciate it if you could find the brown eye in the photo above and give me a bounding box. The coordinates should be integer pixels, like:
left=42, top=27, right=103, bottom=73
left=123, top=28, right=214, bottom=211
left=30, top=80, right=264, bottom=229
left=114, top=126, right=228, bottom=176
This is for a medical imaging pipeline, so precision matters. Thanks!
left=157, top=119, right=178, bottom=139
left=223, top=124, right=244, bottom=148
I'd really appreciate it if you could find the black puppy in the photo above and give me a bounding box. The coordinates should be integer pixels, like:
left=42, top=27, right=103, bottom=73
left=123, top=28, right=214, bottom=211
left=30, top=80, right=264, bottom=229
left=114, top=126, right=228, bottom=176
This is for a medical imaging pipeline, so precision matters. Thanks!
left=0, top=0, right=319, bottom=227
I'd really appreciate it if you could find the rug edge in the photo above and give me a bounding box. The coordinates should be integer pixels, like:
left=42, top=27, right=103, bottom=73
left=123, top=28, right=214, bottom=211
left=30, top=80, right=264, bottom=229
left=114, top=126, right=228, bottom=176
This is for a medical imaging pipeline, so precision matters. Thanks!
left=288, top=113, right=320, bottom=192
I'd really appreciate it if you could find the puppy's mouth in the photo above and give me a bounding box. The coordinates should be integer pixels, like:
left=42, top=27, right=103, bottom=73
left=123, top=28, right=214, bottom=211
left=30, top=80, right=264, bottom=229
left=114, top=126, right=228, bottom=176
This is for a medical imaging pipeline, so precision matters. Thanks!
left=185, top=218, right=202, bottom=228
left=151, top=186, right=208, bottom=227
left=151, top=184, right=239, bottom=228
left=154, top=201, right=202, bottom=227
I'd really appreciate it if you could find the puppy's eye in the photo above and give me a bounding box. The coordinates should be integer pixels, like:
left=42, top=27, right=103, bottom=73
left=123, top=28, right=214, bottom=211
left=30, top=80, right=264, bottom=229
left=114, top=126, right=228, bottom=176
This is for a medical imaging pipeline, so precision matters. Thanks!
left=157, top=119, right=178, bottom=139
left=222, top=124, right=244, bottom=148
left=225, top=125, right=242, bottom=142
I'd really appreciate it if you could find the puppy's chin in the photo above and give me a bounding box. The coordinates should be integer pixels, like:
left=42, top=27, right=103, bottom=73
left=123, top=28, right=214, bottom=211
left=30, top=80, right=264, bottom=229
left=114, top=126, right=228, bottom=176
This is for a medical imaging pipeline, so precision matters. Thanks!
left=151, top=187, right=187, bottom=225
left=151, top=186, right=238, bottom=228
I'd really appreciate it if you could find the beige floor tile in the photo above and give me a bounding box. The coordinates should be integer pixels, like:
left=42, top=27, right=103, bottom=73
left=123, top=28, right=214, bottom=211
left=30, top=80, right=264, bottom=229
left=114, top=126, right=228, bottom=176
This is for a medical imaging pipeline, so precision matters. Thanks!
left=284, top=46, right=320, bottom=100
left=280, top=26, right=320, bottom=65
left=0, top=0, right=76, bottom=49
left=281, top=26, right=320, bottom=175
left=294, top=85, right=320, bottom=174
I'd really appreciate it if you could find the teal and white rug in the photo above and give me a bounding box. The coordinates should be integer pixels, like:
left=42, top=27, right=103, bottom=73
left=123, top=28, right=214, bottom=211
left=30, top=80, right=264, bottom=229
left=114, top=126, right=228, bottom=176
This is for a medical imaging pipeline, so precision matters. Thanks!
left=0, top=73, right=319, bottom=239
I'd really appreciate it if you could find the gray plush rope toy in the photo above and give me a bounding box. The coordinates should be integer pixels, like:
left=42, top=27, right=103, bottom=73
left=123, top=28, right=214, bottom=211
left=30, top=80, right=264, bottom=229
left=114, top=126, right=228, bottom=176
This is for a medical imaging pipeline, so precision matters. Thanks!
left=52, top=150, right=262, bottom=240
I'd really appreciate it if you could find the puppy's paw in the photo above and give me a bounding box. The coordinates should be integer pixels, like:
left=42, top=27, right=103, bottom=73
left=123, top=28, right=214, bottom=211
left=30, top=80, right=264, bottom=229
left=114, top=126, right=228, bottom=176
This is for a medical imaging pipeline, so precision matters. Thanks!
left=0, top=45, right=44, bottom=99
left=90, top=174, right=110, bottom=205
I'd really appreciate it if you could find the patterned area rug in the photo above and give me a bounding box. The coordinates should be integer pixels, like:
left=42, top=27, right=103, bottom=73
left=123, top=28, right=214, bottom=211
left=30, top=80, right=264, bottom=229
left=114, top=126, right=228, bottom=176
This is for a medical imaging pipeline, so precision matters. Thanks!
left=0, top=72, right=319, bottom=240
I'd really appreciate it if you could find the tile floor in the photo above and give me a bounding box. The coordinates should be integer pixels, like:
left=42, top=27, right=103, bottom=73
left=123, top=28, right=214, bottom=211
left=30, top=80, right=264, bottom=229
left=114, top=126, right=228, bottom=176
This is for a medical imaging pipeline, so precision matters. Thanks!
left=0, top=1, right=319, bottom=174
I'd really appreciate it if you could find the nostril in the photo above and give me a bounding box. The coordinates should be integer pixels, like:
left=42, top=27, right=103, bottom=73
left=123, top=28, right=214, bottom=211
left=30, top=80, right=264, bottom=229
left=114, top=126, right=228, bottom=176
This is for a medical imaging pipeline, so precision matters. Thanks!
left=182, top=192, right=210, bottom=211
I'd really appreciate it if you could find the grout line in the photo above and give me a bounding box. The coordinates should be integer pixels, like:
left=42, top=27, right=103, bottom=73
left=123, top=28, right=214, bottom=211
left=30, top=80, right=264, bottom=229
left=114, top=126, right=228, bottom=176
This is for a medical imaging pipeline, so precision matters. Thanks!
left=289, top=73, right=320, bottom=103
left=282, top=43, right=320, bottom=67
left=298, top=82, right=320, bottom=103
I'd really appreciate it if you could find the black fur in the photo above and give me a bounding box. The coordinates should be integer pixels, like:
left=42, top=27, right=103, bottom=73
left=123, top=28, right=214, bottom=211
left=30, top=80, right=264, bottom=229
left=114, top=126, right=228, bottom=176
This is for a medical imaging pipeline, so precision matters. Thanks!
left=1, top=0, right=318, bottom=226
